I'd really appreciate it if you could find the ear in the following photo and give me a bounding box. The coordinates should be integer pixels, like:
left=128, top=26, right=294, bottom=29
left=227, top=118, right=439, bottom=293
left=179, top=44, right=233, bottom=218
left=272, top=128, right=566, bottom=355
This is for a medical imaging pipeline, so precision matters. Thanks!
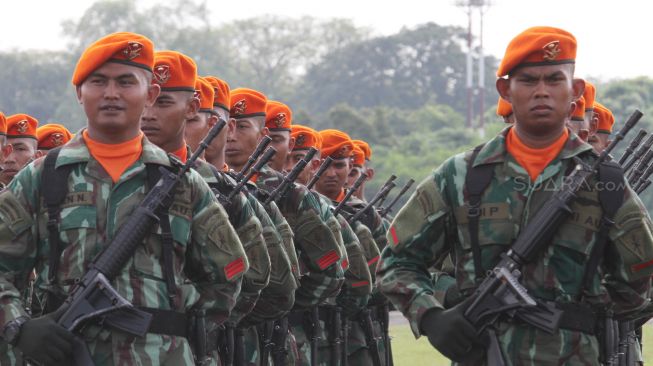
left=76, top=86, right=83, bottom=104
left=1, top=144, right=12, bottom=159
left=589, top=113, right=599, bottom=135
left=208, top=114, right=218, bottom=128
left=185, top=98, right=200, bottom=120
left=310, top=158, right=321, bottom=171
left=145, top=83, right=161, bottom=107
left=34, top=150, right=45, bottom=159
left=571, top=78, right=585, bottom=101
left=365, top=167, right=375, bottom=180
left=288, top=136, right=295, bottom=151
left=261, top=127, right=270, bottom=138
left=496, top=78, right=511, bottom=102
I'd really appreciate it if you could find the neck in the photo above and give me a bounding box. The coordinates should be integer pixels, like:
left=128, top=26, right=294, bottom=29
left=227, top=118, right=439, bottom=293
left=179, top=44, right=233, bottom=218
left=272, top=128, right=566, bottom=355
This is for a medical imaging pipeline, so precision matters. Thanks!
left=513, top=124, right=566, bottom=149
left=206, top=150, right=226, bottom=171
left=159, top=135, right=186, bottom=155
left=86, top=125, right=141, bottom=144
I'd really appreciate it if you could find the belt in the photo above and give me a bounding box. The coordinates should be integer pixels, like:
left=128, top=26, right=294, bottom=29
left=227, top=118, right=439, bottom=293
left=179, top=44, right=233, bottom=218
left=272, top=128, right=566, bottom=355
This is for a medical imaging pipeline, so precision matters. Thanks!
left=140, top=307, right=190, bottom=338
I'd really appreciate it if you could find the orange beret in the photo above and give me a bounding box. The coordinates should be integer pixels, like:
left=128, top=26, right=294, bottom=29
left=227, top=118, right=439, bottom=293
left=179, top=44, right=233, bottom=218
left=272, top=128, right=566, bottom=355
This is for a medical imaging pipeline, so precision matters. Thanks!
left=497, top=26, right=576, bottom=77
left=319, top=129, right=354, bottom=160
left=594, top=102, right=615, bottom=134
left=352, top=139, right=372, bottom=161
left=230, top=88, right=267, bottom=119
left=266, top=101, right=292, bottom=131
left=6, top=114, right=38, bottom=139
left=571, top=96, right=585, bottom=121
left=195, top=77, right=217, bottom=115
left=72, top=32, right=154, bottom=86
left=292, top=124, right=322, bottom=151
left=583, top=81, right=596, bottom=112
left=36, top=124, right=72, bottom=150
left=204, top=76, right=231, bottom=112
left=153, top=51, right=197, bottom=92
left=496, top=97, right=513, bottom=117
left=0, top=112, right=6, bottom=136
left=352, top=145, right=365, bottom=167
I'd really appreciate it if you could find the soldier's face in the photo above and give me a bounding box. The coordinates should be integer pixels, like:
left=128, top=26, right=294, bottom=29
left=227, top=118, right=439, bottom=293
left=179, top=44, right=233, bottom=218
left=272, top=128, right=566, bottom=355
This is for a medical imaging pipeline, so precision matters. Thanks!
left=347, top=165, right=364, bottom=188
left=316, top=158, right=349, bottom=198
left=498, top=64, right=584, bottom=137
left=205, top=113, right=234, bottom=164
left=141, top=90, right=196, bottom=151
left=0, top=138, right=39, bottom=184
left=185, top=112, right=217, bottom=153
left=226, top=117, right=267, bottom=169
left=287, top=151, right=319, bottom=185
left=268, top=131, right=294, bottom=172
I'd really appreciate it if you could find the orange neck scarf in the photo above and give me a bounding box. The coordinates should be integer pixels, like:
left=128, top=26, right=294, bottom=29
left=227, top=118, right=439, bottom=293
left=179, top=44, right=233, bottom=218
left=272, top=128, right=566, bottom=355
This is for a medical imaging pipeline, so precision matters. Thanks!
left=83, top=130, right=143, bottom=183
left=506, top=127, right=568, bottom=182
left=335, top=189, right=347, bottom=203
left=171, top=144, right=188, bottom=163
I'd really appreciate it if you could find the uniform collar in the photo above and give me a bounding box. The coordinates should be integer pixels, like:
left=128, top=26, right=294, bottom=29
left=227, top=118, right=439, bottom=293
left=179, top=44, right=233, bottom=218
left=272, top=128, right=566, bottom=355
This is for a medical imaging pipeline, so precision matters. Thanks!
left=472, top=126, right=595, bottom=168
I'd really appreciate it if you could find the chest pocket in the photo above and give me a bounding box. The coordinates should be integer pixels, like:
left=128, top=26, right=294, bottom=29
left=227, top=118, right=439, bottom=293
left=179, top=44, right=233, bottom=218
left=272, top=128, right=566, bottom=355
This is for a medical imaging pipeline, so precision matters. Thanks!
left=56, top=202, right=98, bottom=281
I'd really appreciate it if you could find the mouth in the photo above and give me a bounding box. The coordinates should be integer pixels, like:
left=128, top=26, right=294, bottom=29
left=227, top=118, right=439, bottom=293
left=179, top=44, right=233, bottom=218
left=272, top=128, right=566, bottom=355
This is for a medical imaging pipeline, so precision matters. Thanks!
left=2, top=169, right=17, bottom=175
left=225, top=149, right=240, bottom=156
left=530, top=104, right=553, bottom=112
left=140, top=126, right=160, bottom=134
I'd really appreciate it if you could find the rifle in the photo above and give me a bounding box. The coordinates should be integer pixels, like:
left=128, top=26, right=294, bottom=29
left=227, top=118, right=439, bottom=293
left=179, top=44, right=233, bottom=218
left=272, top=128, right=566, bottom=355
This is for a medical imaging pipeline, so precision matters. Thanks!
left=309, top=307, right=321, bottom=366
left=330, top=307, right=343, bottom=366
left=333, top=173, right=368, bottom=217
left=348, top=180, right=396, bottom=225
left=631, top=157, right=653, bottom=192
left=342, top=313, right=349, bottom=366
left=462, top=110, right=642, bottom=366
left=227, top=147, right=277, bottom=202
left=626, top=149, right=653, bottom=185
left=260, top=320, right=275, bottom=366
left=306, top=156, right=334, bottom=190
left=359, top=308, right=382, bottom=366
left=375, top=175, right=398, bottom=208
left=618, top=129, right=647, bottom=166
left=234, top=136, right=272, bottom=182
left=271, top=317, right=290, bottom=366
left=264, top=147, right=317, bottom=205
left=56, top=119, right=228, bottom=365
left=623, top=134, right=653, bottom=173
left=378, top=179, right=415, bottom=218
left=379, top=303, right=394, bottom=366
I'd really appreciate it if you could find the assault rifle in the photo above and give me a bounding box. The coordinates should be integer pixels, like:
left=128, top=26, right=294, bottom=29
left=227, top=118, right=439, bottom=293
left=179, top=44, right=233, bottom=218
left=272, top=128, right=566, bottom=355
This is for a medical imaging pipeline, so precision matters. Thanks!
left=234, top=136, right=272, bottom=182
left=264, top=147, right=317, bottom=205
left=623, top=133, right=653, bottom=173
left=227, top=147, right=277, bottom=202
left=378, top=178, right=415, bottom=218
left=462, top=110, right=642, bottom=366
left=306, top=156, right=333, bottom=190
left=333, top=173, right=368, bottom=217
left=348, top=179, right=396, bottom=225
left=618, top=129, right=647, bottom=166
left=57, top=119, right=228, bottom=366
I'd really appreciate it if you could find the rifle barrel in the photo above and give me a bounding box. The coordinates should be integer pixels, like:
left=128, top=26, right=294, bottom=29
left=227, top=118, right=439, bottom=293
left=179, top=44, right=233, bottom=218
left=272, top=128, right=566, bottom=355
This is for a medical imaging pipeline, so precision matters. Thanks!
left=619, top=129, right=647, bottom=165
left=235, top=136, right=272, bottom=182
left=307, top=156, right=333, bottom=190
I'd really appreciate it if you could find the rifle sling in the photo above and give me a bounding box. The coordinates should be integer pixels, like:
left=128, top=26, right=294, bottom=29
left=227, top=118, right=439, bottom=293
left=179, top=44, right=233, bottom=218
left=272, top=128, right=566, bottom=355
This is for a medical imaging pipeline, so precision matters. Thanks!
left=465, top=144, right=494, bottom=282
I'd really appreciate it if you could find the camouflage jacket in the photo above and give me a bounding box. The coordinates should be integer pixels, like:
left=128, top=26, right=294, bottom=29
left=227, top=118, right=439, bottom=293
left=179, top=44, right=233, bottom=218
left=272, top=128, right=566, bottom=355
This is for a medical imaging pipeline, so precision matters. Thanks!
left=378, top=128, right=653, bottom=364
left=0, top=133, right=248, bottom=365
left=193, top=159, right=271, bottom=325
left=254, top=164, right=344, bottom=309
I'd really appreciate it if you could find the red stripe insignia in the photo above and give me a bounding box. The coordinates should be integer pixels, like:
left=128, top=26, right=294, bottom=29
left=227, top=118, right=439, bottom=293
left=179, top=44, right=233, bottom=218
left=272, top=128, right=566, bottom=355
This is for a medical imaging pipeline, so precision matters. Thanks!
left=317, top=250, right=340, bottom=270
left=225, top=257, right=245, bottom=280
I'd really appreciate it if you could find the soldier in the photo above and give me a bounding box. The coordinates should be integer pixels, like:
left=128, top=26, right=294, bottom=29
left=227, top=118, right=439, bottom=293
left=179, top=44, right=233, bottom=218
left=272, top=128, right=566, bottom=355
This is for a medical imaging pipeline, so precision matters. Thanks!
left=0, top=32, right=248, bottom=365
left=266, top=100, right=295, bottom=172
left=590, top=102, right=615, bottom=152
left=0, top=114, right=41, bottom=186
left=377, top=26, right=653, bottom=365
left=227, top=88, right=345, bottom=365
left=347, top=140, right=374, bottom=200
left=0, top=112, right=13, bottom=175
left=36, top=123, right=73, bottom=153
left=567, top=96, right=589, bottom=141
left=497, top=97, right=515, bottom=124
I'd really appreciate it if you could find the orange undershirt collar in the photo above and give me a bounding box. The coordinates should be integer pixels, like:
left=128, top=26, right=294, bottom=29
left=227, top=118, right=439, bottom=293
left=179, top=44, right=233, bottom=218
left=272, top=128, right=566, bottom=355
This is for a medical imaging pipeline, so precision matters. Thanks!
left=506, top=127, right=569, bottom=182
left=171, top=144, right=188, bottom=163
left=335, top=189, right=346, bottom=203
left=83, top=130, right=144, bottom=183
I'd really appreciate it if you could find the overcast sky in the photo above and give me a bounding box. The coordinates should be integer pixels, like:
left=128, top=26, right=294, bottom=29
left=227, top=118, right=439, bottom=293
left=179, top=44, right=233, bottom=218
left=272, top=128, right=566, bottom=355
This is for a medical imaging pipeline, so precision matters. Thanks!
left=1, top=0, right=651, bottom=81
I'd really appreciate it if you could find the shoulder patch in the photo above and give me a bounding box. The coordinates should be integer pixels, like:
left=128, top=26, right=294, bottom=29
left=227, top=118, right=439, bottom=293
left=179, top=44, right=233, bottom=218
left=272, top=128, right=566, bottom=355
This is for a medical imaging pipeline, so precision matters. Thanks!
left=0, top=190, right=33, bottom=237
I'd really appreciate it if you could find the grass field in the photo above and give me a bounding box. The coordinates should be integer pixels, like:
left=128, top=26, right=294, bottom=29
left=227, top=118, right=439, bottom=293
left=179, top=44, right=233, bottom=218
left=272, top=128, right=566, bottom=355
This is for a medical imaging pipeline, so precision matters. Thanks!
left=389, top=323, right=653, bottom=365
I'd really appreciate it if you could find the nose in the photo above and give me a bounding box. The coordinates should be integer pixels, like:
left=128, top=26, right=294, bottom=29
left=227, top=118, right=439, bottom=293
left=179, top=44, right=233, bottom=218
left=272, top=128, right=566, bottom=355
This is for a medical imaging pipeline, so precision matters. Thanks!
left=104, top=80, right=119, bottom=99
left=141, top=107, right=155, bottom=123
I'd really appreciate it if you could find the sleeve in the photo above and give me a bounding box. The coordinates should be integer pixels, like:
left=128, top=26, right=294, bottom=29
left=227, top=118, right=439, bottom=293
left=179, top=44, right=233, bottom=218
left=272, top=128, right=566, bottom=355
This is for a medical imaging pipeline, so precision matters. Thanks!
left=0, top=164, right=41, bottom=327
left=605, top=186, right=653, bottom=319
left=187, top=172, right=248, bottom=324
left=337, top=217, right=372, bottom=318
left=376, top=168, right=453, bottom=337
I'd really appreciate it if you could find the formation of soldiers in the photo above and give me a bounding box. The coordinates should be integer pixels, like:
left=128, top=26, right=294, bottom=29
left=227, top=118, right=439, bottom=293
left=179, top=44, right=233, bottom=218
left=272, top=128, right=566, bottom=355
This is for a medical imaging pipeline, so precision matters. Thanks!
left=0, top=31, right=405, bottom=366
left=0, top=25, right=651, bottom=366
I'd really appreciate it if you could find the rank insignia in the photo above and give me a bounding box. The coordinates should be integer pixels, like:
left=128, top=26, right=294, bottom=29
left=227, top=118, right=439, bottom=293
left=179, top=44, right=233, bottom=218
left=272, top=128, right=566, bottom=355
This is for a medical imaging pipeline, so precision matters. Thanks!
left=542, top=40, right=561, bottom=61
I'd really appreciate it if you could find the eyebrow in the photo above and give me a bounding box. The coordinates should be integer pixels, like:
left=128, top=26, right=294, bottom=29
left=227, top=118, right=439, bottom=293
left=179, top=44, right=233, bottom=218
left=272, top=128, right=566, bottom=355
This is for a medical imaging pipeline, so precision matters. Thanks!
left=88, top=72, right=138, bottom=80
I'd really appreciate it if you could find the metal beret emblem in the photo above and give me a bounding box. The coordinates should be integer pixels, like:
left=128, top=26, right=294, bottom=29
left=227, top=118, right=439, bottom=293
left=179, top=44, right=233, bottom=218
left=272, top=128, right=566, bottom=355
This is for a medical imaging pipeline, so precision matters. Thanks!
left=273, top=113, right=286, bottom=127
left=153, top=64, right=170, bottom=85
left=51, top=132, right=64, bottom=146
left=231, top=99, right=247, bottom=115
left=542, top=40, right=561, bottom=61
left=122, top=41, right=143, bottom=60
left=295, top=133, right=306, bottom=146
left=16, top=120, right=28, bottom=134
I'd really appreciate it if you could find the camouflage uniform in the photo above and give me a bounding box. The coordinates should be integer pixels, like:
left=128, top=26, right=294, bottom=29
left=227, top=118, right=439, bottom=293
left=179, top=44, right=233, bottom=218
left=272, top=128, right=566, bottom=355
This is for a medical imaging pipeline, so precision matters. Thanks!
left=378, top=128, right=653, bottom=365
left=0, top=133, right=248, bottom=365
left=254, top=164, right=346, bottom=366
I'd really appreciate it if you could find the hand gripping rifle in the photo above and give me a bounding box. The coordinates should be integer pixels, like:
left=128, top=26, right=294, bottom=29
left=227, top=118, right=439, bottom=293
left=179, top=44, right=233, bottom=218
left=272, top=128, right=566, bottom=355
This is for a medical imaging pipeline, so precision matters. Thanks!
left=264, top=147, right=317, bottom=205
left=463, top=110, right=642, bottom=366
left=348, top=179, right=397, bottom=225
left=378, top=178, right=415, bottom=218
left=234, top=136, right=272, bottom=182
left=306, top=156, right=333, bottom=190
left=56, top=119, right=228, bottom=365
left=618, top=129, right=647, bottom=166
left=332, top=173, right=368, bottom=217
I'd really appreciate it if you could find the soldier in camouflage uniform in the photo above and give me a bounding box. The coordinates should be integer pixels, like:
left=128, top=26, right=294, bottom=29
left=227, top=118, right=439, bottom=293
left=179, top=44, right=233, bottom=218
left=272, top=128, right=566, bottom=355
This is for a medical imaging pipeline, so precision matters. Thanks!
left=377, top=26, right=653, bottom=365
left=0, top=33, right=248, bottom=365
left=0, top=112, right=13, bottom=189
left=227, top=89, right=345, bottom=365
left=140, top=51, right=273, bottom=364
left=0, top=114, right=42, bottom=187
left=191, top=75, right=297, bottom=366
left=288, top=124, right=373, bottom=365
